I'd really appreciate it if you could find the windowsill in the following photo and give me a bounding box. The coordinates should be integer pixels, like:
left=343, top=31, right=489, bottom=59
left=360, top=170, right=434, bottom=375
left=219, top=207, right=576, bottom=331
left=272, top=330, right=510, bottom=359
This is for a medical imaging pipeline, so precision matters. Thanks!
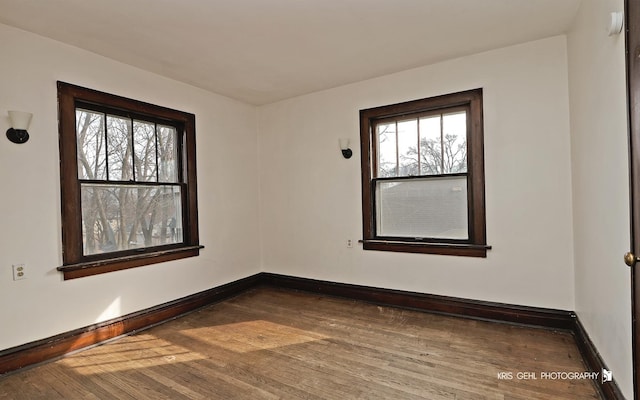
left=361, top=240, right=490, bottom=257
left=58, top=245, right=204, bottom=280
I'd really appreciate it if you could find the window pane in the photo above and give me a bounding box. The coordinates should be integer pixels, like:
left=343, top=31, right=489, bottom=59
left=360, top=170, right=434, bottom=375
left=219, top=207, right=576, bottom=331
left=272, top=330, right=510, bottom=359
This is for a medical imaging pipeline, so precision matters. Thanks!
left=442, top=111, right=467, bottom=173
left=376, top=176, right=468, bottom=239
left=81, top=183, right=183, bottom=255
left=133, top=120, right=157, bottom=182
left=419, top=115, right=442, bottom=175
left=76, top=109, right=106, bottom=180
left=157, top=125, right=178, bottom=183
left=377, top=123, right=397, bottom=177
left=106, top=115, right=133, bottom=181
left=397, top=119, right=419, bottom=176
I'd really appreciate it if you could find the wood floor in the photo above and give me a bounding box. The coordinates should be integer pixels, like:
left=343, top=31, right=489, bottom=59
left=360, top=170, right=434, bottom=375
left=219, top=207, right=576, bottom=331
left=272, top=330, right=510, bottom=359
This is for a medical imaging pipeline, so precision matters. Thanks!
left=0, top=287, right=600, bottom=399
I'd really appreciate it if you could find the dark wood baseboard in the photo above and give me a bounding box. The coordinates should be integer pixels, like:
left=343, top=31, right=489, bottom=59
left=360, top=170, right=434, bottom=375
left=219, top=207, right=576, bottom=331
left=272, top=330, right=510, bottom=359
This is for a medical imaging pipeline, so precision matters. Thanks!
left=573, top=318, right=626, bottom=400
left=0, top=272, right=626, bottom=399
left=0, top=273, right=261, bottom=375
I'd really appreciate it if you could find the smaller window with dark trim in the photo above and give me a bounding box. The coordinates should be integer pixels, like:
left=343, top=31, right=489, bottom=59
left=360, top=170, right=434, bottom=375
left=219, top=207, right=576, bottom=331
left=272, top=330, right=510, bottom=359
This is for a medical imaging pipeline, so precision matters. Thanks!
left=57, top=82, right=202, bottom=280
left=359, top=89, right=490, bottom=257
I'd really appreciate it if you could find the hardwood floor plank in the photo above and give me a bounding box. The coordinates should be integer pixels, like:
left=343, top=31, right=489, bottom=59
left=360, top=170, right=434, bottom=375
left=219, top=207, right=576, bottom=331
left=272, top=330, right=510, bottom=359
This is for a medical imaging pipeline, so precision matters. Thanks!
left=0, top=287, right=600, bottom=399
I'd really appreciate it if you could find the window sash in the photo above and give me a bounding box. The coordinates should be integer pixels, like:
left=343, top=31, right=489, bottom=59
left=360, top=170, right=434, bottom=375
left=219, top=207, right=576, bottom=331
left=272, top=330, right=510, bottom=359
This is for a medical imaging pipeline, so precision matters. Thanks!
left=79, top=182, right=185, bottom=257
left=372, top=106, right=469, bottom=179
left=373, top=175, right=470, bottom=241
left=74, top=104, right=187, bottom=257
left=75, top=106, right=182, bottom=185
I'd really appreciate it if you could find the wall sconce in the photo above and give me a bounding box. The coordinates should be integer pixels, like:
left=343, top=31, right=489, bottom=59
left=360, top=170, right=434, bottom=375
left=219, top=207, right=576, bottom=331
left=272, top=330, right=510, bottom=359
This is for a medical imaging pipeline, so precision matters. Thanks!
left=6, top=110, right=33, bottom=144
left=339, top=138, right=352, bottom=159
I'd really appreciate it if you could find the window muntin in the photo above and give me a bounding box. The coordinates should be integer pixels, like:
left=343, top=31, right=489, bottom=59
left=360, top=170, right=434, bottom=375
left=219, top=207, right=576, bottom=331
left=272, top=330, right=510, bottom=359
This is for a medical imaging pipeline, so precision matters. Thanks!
left=58, top=81, right=201, bottom=279
left=360, top=89, right=488, bottom=257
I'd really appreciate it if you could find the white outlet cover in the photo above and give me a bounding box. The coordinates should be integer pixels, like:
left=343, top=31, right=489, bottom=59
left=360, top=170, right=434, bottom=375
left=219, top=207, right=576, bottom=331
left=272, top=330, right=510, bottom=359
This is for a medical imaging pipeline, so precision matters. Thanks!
left=12, top=264, right=26, bottom=280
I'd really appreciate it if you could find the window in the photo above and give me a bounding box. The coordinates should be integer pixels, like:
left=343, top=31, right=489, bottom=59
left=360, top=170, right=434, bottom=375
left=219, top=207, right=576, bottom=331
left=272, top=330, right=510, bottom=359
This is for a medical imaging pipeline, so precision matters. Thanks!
left=360, top=89, right=490, bottom=257
left=57, top=82, right=202, bottom=280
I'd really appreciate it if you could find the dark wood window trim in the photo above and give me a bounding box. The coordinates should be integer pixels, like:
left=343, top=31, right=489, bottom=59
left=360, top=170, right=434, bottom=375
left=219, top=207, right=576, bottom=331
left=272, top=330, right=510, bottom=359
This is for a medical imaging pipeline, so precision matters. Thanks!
left=359, top=88, right=490, bottom=257
left=57, top=81, right=202, bottom=280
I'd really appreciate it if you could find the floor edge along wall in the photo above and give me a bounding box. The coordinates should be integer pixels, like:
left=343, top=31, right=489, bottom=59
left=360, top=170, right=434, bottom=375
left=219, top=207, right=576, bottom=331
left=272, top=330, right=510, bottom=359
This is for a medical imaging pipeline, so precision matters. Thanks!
left=0, top=272, right=624, bottom=399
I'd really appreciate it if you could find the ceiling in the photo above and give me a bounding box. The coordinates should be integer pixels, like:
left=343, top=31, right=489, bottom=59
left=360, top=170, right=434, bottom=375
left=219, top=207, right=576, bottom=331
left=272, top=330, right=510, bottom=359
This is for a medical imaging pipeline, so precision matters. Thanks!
left=0, top=0, right=582, bottom=105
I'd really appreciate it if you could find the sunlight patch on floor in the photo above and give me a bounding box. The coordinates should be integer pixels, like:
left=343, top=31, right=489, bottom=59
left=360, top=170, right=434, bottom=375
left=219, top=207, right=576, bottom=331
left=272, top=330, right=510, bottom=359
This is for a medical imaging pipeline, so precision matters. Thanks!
left=61, top=333, right=206, bottom=375
left=180, top=320, right=329, bottom=353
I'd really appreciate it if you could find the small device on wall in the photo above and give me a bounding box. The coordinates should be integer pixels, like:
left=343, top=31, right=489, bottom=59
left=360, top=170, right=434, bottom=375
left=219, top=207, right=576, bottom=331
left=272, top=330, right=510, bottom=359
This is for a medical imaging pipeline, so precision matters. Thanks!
left=6, top=110, right=33, bottom=144
left=608, top=11, right=624, bottom=36
left=339, top=138, right=352, bottom=159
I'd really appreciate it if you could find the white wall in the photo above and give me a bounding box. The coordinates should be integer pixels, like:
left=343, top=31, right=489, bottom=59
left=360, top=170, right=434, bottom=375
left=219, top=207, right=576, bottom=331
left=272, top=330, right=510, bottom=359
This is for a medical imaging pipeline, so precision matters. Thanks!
left=567, top=0, right=633, bottom=397
left=0, top=24, right=261, bottom=350
left=258, top=36, right=576, bottom=310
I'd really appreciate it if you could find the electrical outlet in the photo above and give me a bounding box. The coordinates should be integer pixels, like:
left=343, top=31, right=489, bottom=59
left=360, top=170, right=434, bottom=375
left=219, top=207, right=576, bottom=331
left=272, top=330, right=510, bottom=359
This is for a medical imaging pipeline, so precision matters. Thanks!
left=347, top=239, right=353, bottom=248
left=12, top=264, right=26, bottom=281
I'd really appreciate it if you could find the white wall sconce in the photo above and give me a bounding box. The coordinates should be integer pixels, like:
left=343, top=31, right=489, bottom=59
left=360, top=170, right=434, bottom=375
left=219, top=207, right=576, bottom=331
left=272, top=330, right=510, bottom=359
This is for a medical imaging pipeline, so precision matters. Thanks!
left=339, top=138, right=352, bottom=159
left=6, top=110, right=33, bottom=144
left=608, top=11, right=624, bottom=36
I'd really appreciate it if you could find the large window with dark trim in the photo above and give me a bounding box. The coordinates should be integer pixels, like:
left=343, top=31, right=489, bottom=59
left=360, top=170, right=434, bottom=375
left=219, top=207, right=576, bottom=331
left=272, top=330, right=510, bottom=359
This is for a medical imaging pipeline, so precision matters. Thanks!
left=57, top=82, right=202, bottom=280
left=360, top=89, right=490, bottom=257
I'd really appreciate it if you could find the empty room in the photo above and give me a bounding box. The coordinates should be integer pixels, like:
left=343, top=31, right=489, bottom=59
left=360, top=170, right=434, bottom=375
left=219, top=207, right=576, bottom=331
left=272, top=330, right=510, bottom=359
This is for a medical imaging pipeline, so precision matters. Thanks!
left=0, top=0, right=636, bottom=399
